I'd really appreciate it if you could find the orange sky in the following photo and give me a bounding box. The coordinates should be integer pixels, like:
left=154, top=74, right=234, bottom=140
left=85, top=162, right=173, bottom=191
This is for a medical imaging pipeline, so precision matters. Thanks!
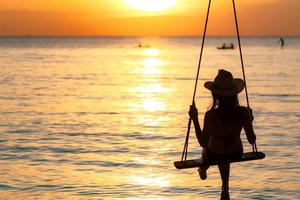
left=0, top=0, right=299, bottom=36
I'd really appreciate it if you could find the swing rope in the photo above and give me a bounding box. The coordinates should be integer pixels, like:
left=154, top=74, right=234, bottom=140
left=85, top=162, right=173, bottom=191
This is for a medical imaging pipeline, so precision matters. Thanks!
left=181, top=0, right=256, bottom=162
left=181, top=0, right=212, bottom=161
left=232, top=0, right=250, bottom=108
left=232, top=0, right=257, bottom=151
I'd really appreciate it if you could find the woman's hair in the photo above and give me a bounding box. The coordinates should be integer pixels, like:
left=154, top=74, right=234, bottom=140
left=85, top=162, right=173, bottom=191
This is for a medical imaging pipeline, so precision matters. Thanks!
left=210, top=93, right=241, bottom=122
left=210, top=93, right=239, bottom=110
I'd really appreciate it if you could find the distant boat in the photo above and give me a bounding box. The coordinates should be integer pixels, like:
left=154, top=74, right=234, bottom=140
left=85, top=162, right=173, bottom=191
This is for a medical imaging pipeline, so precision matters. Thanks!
left=217, top=43, right=235, bottom=50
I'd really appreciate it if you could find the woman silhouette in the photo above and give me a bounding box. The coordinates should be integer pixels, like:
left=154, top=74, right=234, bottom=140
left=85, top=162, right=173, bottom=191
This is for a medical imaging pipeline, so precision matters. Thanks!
left=189, top=69, right=256, bottom=200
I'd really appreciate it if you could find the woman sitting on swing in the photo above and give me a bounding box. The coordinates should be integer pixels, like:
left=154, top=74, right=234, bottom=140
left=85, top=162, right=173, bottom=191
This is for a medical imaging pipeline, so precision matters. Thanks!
left=189, top=69, right=256, bottom=200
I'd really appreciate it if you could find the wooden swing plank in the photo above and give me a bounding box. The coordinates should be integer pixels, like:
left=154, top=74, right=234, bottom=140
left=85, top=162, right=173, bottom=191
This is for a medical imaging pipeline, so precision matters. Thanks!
left=174, top=152, right=265, bottom=169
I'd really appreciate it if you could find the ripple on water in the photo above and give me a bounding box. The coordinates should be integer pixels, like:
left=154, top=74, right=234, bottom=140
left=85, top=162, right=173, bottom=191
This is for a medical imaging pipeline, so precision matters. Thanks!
left=77, top=160, right=145, bottom=169
left=6, top=129, right=36, bottom=134
left=0, top=184, right=16, bottom=190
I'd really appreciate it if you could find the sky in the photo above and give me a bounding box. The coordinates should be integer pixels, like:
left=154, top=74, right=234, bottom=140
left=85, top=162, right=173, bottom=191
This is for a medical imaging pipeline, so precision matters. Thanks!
left=0, top=0, right=299, bottom=36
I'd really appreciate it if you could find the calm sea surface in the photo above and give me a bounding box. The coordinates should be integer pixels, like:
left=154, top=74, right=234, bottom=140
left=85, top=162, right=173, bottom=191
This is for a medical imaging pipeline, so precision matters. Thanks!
left=0, top=36, right=299, bottom=199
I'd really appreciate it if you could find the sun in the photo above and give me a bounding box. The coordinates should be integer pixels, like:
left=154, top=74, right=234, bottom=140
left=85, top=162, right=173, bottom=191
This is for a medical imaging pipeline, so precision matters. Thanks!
left=126, top=0, right=176, bottom=12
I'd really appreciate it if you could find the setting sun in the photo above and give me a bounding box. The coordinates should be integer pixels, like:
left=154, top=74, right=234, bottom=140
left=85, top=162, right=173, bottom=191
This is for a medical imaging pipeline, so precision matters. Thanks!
left=125, top=0, right=176, bottom=12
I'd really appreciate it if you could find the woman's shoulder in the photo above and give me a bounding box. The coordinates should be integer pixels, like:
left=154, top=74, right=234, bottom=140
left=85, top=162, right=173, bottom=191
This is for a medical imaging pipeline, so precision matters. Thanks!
left=237, top=106, right=253, bottom=121
left=205, top=107, right=251, bottom=119
left=238, top=106, right=250, bottom=113
left=204, top=109, right=217, bottom=119
left=205, top=109, right=216, bottom=115
left=238, top=106, right=248, bottom=112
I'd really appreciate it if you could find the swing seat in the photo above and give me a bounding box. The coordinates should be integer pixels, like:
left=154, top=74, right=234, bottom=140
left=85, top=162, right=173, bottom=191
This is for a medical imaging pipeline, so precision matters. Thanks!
left=174, top=151, right=265, bottom=169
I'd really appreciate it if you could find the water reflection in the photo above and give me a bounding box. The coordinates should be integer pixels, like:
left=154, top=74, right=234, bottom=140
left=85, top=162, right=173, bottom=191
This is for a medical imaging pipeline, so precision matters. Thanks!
left=132, top=157, right=159, bottom=165
left=129, top=83, right=168, bottom=95
left=131, top=174, right=170, bottom=187
left=141, top=99, right=166, bottom=112
left=128, top=48, right=172, bottom=193
left=143, top=49, right=161, bottom=57
left=140, top=58, right=165, bottom=75
left=136, top=48, right=165, bottom=75
left=129, top=48, right=169, bottom=113
left=128, top=82, right=169, bottom=113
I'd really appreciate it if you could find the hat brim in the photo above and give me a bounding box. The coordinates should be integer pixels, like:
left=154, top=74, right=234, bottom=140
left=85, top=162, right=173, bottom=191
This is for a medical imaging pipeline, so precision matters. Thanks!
left=204, top=78, right=245, bottom=96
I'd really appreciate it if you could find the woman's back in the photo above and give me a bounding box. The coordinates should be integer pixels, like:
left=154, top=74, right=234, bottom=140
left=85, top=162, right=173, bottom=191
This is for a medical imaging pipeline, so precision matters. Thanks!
left=203, top=106, right=255, bottom=154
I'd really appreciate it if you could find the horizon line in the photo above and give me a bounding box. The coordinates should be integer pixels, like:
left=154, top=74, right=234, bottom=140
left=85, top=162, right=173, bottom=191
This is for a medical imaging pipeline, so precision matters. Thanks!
left=0, top=34, right=299, bottom=38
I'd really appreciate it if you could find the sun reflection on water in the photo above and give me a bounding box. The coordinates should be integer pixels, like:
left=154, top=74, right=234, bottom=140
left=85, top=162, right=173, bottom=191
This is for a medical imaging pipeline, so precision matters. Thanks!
left=143, top=49, right=161, bottom=56
left=129, top=83, right=169, bottom=94
left=128, top=98, right=167, bottom=113
left=142, top=99, right=166, bottom=112
left=131, top=175, right=170, bottom=187
left=124, top=46, right=173, bottom=197
left=129, top=45, right=170, bottom=112
left=132, top=157, right=159, bottom=165
left=141, top=58, right=165, bottom=68
left=140, top=58, right=165, bottom=75
left=128, top=83, right=169, bottom=112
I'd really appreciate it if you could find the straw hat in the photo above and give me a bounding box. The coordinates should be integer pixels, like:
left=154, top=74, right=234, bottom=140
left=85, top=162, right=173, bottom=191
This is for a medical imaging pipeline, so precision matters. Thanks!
left=204, top=69, right=245, bottom=96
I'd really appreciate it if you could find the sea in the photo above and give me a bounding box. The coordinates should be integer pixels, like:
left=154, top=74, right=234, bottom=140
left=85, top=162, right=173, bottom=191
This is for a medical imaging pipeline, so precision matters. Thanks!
left=0, top=36, right=299, bottom=200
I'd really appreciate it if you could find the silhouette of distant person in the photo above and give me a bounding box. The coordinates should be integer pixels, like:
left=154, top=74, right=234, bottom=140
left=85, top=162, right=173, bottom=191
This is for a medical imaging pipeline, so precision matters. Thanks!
left=218, top=43, right=234, bottom=50
left=189, top=69, right=256, bottom=200
left=280, top=37, right=285, bottom=48
left=137, top=42, right=150, bottom=48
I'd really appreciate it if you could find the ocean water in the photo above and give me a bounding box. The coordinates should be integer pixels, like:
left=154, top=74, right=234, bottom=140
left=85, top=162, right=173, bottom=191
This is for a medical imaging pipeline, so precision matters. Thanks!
left=0, top=36, right=299, bottom=200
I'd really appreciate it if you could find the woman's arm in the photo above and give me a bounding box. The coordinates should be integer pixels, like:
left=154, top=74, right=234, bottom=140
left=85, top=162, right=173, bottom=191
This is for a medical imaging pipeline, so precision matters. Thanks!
left=242, top=107, right=256, bottom=144
left=189, top=104, right=208, bottom=147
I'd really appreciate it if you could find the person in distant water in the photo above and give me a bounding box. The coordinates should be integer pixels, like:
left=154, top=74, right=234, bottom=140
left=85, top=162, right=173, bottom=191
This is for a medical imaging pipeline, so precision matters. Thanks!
left=189, top=69, right=256, bottom=200
left=280, top=37, right=285, bottom=48
left=222, top=43, right=226, bottom=49
left=137, top=41, right=151, bottom=48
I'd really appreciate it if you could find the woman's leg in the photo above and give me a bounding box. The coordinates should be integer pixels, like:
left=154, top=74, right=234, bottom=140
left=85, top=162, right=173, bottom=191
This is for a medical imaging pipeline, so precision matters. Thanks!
left=218, top=163, right=230, bottom=200
left=198, top=148, right=209, bottom=180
